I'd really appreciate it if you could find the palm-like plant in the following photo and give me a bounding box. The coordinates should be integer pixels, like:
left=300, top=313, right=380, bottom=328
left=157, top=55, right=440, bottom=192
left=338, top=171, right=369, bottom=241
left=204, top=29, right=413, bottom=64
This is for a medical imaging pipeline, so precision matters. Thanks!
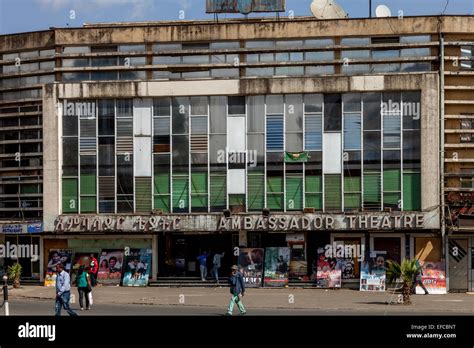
left=7, top=263, right=22, bottom=289
left=386, top=258, right=421, bottom=305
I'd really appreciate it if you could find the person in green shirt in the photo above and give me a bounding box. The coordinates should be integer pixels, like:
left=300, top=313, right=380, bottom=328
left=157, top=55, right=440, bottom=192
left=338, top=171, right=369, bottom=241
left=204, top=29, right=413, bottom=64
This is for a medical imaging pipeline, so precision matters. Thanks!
left=76, top=265, right=92, bottom=310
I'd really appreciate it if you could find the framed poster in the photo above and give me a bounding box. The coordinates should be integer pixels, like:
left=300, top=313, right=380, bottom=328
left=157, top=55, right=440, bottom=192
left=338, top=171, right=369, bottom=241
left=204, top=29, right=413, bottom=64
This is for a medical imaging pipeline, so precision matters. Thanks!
left=315, top=248, right=341, bottom=288
left=98, top=249, right=125, bottom=285
left=360, top=252, right=386, bottom=292
left=121, top=249, right=152, bottom=287
left=238, top=248, right=264, bottom=288
left=44, top=249, right=72, bottom=287
left=264, top=247, right=290, bottom=287
left=416, top=261, right=447, bottom=294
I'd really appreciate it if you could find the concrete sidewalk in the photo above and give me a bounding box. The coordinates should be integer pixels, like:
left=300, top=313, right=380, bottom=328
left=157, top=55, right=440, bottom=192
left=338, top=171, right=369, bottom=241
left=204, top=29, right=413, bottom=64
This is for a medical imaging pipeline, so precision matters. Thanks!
left=8, top=285, right=474, bottom=314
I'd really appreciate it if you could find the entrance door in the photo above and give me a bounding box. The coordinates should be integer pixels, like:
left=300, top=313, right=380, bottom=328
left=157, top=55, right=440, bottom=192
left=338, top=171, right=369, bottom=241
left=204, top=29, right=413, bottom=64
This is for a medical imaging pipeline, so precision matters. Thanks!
left=448, top=239, right=468, bottom=291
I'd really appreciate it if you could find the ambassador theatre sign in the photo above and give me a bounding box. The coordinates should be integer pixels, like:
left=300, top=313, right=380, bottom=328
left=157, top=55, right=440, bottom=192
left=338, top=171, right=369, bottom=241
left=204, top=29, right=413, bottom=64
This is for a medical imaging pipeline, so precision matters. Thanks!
left=217, top=214, right=426, bottom=231
left=53, top=212, right=437, bottom=233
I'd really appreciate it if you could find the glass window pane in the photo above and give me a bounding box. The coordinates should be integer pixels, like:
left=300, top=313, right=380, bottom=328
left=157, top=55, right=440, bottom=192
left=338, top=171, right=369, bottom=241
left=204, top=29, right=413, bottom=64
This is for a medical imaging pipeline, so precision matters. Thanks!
left=248, top=95, right=265, bottom=133
left=172, top=97, right=189, bottom=134
left=266, top=115, right=284, bottom=150
left=402, top=91, right=421, bottom=130
left=363, top=93, right=381, bottom=130
left=344, top=114, right=361, bottom=150
left=285, top=94, right=303, bottom=132
left=98, top=137, right=115, bottom=176
left=63, top=137, right=78, bottom=176
left=228, top=96, right=245, bottom=115
left=210, top=174, right=226, bottom=211
left=117, top=155, right=133, bottom=195
left=403, top=130, right=420, bottom=169
left=117, top=99, right=132, bottom=117
left=63, top=178, right=78, bottom=213
left=304, top=94, right=323, bottom=113
left=343, top=93, right=361, bottom=112
left=324, top=94, right=341, bottom=131
left=210, top=96, right=226, bottom=133
left=154, top=97, right=171, bottom=116
left=190, top=96, right=208, bottom=115
left=266, top=95, right=284, bottom=114
left=305, top=115, right=322, bottom=150
left=172, top=135, right=189, bottom=173
left=324, top=174, right=341, bottom=211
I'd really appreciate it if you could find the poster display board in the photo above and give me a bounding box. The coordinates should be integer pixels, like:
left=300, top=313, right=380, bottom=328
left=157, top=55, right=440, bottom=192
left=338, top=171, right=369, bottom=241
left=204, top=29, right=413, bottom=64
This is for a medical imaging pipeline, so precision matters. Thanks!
left=98, top=249, right=125, bottom=285
left=360, top=252, right=386, bottom=292
left=238, top=248, right=264, bottom=287
left=121, top=249, right=152, bottom=287
left=315, top=248, right=341, bottom=288
left=44, top=249, right=72, bottom=287
left=416, top=261, right=447, bottom=294
left=264, top=247, right=290, bottom=287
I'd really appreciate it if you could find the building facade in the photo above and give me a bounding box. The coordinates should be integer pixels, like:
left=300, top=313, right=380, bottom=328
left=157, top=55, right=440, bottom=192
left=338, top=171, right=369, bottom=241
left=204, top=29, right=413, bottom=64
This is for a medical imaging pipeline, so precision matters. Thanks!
left=0, top=15, right=473, bottom=288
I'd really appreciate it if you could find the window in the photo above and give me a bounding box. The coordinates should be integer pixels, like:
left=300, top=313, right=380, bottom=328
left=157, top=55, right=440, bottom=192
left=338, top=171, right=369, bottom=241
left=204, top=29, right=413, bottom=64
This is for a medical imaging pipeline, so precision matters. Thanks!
left=228, top=96, right=245, bottom=115
left=305, top=151, right=322, bottom=209
left=266, top=115, right=284, bottom=151
left=154, top=154, right=170, bottom=212
left=285, top=94, right=303, bottom=152
left=267, top=152, right=284, bottom=210
left=324, top=94, right=342, bottom=131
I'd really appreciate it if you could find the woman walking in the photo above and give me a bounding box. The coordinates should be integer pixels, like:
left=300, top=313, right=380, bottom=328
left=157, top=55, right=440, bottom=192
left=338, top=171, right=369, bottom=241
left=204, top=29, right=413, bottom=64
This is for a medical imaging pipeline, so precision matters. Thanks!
left=76, top=265, right=92, bottom=310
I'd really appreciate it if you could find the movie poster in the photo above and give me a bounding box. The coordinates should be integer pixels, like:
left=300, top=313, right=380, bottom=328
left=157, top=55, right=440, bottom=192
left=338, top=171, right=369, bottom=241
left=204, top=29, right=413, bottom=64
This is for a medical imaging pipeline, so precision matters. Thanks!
left=44, top=249, right=72, bottom=287
left=238, top=248, right=264, bottom=287
left=70, top=253, right=98, bottom=283
left=264, top=247, right=290, bottom=287
left=121, top=249, right=152, bottom=287
left=98, top=249, right=125, bottom=285
left=360, top=252, right=386, bottom=292
left=314, top=248, right=342, bottom=288
left=416, top=261, right=447, bottom=294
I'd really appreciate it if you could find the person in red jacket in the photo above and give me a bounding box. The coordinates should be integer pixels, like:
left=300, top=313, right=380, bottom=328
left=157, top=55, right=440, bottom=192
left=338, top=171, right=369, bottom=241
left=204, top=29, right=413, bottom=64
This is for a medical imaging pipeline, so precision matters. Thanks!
left=89, top=254, right=99, bottom=287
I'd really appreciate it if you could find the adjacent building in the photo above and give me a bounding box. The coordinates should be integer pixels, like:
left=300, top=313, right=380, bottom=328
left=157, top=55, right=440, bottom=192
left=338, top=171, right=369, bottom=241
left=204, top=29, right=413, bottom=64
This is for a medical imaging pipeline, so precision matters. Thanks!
left=0, top=15, right=473, bottom=289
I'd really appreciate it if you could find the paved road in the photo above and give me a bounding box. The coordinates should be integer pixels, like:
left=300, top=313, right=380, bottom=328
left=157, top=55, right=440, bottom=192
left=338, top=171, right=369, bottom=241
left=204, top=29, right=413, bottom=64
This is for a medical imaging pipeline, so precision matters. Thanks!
left=6, top=298, right=473, bottom=316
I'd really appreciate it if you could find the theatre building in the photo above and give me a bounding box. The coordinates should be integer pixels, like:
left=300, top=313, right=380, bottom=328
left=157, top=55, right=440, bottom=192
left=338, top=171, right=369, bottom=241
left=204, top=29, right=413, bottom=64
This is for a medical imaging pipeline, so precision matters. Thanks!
left=2, top=15, right=472, bottom=286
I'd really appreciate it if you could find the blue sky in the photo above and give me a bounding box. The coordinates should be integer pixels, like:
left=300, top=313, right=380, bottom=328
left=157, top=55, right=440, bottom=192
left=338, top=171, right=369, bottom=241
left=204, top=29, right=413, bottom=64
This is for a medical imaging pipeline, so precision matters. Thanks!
left=0, top=0, right=473, bottom=35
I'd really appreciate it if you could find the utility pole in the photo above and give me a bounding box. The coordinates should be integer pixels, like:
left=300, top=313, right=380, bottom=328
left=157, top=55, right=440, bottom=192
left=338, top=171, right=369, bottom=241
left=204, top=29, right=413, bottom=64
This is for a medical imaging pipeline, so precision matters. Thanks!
left=369, top=0, right=372, bottom=18
left=2, top=275, right=9, bottom=316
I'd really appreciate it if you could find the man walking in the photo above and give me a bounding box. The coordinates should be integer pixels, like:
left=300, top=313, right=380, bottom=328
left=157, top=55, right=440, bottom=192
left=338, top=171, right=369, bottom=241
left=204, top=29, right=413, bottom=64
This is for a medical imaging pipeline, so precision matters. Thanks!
left=197, top=251, right=208, bottom=281
left=412, top=259, right=429, bottom=295
left=55, top=263, right=77, bottom=316
left=226, top=265, right=246, bottom=316
left=212, top=251, right=225, bottom=283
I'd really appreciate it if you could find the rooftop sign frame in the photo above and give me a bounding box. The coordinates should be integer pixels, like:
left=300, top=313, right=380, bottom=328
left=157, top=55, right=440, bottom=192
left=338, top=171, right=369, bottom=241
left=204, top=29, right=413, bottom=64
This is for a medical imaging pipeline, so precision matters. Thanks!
left=206, top=0, right=286, bottom=14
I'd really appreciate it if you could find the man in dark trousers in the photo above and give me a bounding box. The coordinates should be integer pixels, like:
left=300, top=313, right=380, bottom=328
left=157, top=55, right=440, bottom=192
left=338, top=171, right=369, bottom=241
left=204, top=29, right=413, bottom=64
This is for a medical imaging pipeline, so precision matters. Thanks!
left=55, top=263, right=77, bottom=316
left=226, top=265, right=246, bottom=316
left=89, top=254, right=99, bottom=286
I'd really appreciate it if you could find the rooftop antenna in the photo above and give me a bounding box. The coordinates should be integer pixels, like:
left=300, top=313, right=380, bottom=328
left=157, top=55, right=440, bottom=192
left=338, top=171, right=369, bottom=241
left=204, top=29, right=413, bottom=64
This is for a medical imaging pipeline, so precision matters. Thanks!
left=375, top=4, right=392, bottom=17
left=369, top=0, right=372, bottom=18
left=310, top=0, right=348, bottom=19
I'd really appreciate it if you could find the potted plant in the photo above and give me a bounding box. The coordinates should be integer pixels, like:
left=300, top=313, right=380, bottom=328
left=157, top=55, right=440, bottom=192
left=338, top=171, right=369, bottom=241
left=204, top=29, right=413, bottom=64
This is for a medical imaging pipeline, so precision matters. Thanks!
left=386, top=258, right=421, bottom=305
left=7, top=263, right=22, bottom=289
